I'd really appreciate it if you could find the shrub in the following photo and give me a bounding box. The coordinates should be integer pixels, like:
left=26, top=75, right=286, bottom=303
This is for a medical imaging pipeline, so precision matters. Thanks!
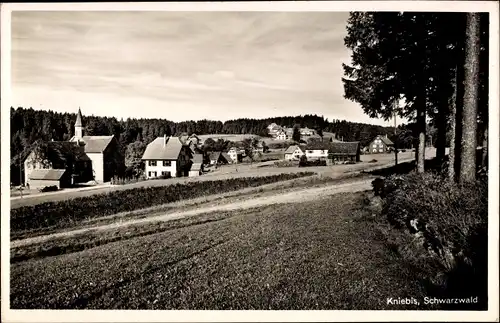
left=274, top=160, right=297, bottom=168
left=298, top=155, right=308, bottom=167
left=38, top=185, right=58, bottom=193
left=11, top=172, right=315, bottom=233
left=375, top=172, right=488, bottom=308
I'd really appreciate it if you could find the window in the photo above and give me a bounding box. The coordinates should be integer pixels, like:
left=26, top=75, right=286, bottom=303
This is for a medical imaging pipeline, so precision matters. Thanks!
left=152, top=171, right=157, bottom=177
left=149, top=160, right=157, bottom=166
left=373, top=149, right=377, bottom=153
left=148, top=171, right=151, bottom=177
left=379, top=149, right=383, bottom=153
left=163, top=160, right=171, bottom=167
left=372, top=144, right=377, bottom=148
left=308, top=150, right=313, bottom=154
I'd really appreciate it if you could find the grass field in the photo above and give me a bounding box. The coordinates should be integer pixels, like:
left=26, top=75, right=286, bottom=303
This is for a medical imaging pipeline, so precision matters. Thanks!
left=10, top=191, right=429, bottom=310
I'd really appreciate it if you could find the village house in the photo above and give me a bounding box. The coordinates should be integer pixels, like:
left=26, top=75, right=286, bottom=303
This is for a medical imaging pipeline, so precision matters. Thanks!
left=284, top=145, right=305, bottom=161
left=24, top=108, right=124, bottom=187
left=227, top=146, right=243, bottom=163
left=367, top=134, right=394, bottom=154
left=328, top=142, right=361, bottom=164
left=208, top=151, right=231, bottom=165
left=300, top=127, right=316, bottom=136
left=304, top=141, right=330, bottom=161
left=276, top=130, right=287, bottom=141
left=141, top=135, right=192, bottom=178
left=24, top=140, right=93, bottom=189
left=252, top=141, right=265, bottom=153
left=267, top=123, right=282, bottom=137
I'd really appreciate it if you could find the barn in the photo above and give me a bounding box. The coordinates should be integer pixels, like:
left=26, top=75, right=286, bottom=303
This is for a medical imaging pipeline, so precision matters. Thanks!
left=328, top=142, right=361, bottom=164
left=27, top=169, right=71, bottom=189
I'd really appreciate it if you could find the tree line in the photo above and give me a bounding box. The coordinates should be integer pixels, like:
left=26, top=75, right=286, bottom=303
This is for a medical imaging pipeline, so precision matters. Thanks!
left=343, top=12, right=489, bottom=182
left=10, top=107, right=401, bottom=183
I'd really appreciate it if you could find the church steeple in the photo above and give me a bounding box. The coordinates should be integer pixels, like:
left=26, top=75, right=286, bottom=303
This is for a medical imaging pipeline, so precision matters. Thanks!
left=75, top=107, right=83, bottom=140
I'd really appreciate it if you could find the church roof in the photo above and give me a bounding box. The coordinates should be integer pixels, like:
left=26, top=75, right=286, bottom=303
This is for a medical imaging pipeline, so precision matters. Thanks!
left=81, top=136, right=115, bottom=153
left=75, top=108, right=83, bottom=127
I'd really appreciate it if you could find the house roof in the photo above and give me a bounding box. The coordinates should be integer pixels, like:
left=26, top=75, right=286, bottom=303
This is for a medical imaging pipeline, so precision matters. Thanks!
left=221, top=152, right=232, bottom=162
left=29, top=169, right=67, bottom=181
left=305, top=140, right=331, bottom=150
left=79, top=136, right=115, bottom=153
left=328, top=142, right=360, bottom=155
left=284, top=145, right=302, bottom=154
left=142, top=136, right=183, bottom=160
left=209, top=151, right=221, bottom=161
left=192, top=154, right=203, bottom=164
left=379, top=135, right=394, bottom=146
left=75, top=108, right=83, bottom=127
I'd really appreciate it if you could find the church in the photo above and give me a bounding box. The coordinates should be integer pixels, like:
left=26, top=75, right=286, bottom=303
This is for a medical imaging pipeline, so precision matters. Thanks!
left=24, top=108, right=124, bottom=188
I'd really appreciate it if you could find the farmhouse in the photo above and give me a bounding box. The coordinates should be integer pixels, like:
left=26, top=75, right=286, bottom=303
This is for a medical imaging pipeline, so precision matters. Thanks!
left=328, top=142, right=361, bottom=164
left=304, top=141, right=330, bottom=161
left=367, top=134, right=394, bottom=154
left=24, top=141, right=93, bottom=187
left=284, top=145, right=305, bottom=161
left=69, top=108, right=125, bottom=183
left=141, top=135, right=192, bottom=178
left=27, top=169, right=71, bottom=189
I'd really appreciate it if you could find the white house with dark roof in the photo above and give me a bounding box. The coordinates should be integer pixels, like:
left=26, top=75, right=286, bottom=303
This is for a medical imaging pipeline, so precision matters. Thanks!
left=141, top=135, right=192, bottom=178
left=69, top=108, right=124, bottom=183
left=227, top=147, right=242, bottom=163
left=367, top=134, right=394, bottom=154
left=284, top=145, right=304, bottom=161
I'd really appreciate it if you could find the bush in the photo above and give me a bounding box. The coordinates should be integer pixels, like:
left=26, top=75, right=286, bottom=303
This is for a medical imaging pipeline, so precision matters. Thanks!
left=274, top=160, right=297, bottom=168
left=11, top=172, right=315, bottom=233
left=298, top=155, right=308, bottom=167
left=38, top=185, right=58, bottom=193
left=375, top=172, right=488, bottom=308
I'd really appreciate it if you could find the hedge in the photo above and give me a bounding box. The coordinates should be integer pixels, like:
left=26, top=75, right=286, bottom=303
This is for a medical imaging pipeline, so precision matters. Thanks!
left=374, top=172, right=488, bottom=309
left=11, top=172, right=315, bottom=233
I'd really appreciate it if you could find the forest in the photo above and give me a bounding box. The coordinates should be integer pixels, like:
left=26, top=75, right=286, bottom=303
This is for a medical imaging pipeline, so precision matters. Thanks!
left=343, top=12, right=489, bottom=179
left=10, top=106, right=399, bottom=184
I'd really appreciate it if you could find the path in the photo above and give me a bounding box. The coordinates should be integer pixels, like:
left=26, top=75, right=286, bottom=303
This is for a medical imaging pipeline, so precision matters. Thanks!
left=11, top=178, right=373, bottom=248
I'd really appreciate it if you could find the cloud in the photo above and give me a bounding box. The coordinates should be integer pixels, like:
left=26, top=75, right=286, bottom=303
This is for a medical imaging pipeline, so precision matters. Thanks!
left=10, top=11, right=396, bottom=126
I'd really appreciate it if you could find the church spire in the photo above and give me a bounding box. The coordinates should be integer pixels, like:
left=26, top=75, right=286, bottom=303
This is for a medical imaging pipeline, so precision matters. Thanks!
left=75, top=107, right=83, bottom=140
left=75, top=107, right=83, bottom=127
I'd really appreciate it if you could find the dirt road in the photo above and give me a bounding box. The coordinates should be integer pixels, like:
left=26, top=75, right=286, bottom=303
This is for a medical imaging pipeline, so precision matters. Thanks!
left=11, top=178, right=373, bottom=248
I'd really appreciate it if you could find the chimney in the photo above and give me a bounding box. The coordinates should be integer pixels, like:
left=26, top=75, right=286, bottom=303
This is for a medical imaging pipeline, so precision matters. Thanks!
left=163, top=134, right=167, bottom=147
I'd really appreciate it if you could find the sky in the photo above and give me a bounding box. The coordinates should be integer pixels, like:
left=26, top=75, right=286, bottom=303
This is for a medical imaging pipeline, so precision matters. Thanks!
left=11, top=11, right=400, bottom=126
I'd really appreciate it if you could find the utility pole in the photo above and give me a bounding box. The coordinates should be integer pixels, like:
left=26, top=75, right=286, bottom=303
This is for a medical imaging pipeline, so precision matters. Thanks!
left=393, top=102, right=398, bottom=167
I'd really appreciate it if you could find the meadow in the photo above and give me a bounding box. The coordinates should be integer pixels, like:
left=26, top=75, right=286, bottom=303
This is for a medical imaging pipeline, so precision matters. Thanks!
left=10, top=192, right=430, bottom=310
